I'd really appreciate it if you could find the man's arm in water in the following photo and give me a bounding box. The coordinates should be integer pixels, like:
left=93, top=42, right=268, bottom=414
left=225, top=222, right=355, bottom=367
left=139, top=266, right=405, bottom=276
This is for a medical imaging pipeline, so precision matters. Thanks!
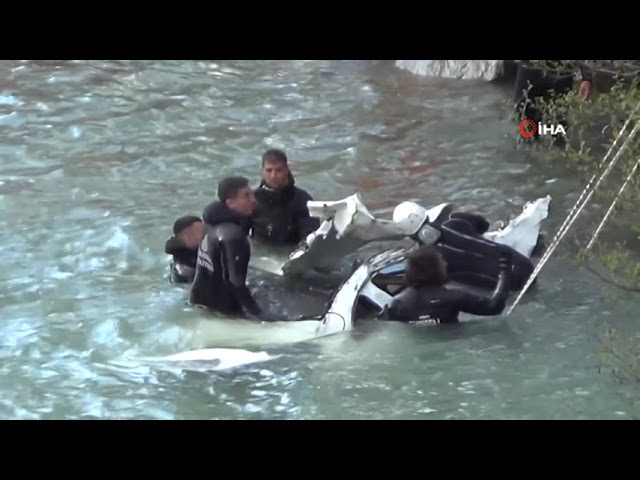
left=221, top=235, right=262, bottom=317
left=454, top=251, right=512, bottom=318
left=294, top=189, right=321, bottom=242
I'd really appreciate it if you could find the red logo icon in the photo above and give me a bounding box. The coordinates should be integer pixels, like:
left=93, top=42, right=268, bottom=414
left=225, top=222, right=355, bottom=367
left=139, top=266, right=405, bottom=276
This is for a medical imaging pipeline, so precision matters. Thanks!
left=518, top=119, right=537, bottom=138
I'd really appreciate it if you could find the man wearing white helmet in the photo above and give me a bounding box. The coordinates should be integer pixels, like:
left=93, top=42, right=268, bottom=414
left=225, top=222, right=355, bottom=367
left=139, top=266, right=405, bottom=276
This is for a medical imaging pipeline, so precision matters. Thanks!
left=392, top=201, right=535, bottom=291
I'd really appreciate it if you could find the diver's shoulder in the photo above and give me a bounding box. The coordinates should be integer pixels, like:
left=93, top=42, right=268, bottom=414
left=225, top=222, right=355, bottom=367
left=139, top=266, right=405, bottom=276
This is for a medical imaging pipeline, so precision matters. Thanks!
left=164, top=236, right=182, bottom=254
left=293, top=185, right=314, bottom=203
left=212, top=221, right=247, bottom=240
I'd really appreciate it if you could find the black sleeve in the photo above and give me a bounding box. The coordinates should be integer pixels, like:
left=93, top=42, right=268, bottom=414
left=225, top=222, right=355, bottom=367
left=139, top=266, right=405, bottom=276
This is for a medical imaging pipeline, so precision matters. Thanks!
left=449, top=212, right=490, bottom=234
left=455, top=268, right=511, bottom=316
left=221, top=234, right=262, bottom=316
left=437, top=221, right=512, bottom=316
left=380, top=302, right=411, bottom=322
left=164, top=236, right=182, bottom=254
left=294, top=189, right=321, bottom=241
left=165, top=236, right=198, bottom=268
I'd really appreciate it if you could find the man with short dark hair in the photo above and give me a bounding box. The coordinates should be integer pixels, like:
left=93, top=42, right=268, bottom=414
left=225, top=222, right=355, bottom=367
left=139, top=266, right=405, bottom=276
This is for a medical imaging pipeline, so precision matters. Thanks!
left=193, top=176, right=281, bottom=321
left=379, top=245, right=512, bottom=324
left=164, top=215, right=204, bottom=283
left=250, top=149, right=320, bottom=247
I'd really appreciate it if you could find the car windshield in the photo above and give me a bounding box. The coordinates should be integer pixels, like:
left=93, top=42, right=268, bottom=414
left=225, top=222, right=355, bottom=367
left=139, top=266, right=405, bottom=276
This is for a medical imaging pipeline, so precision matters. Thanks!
left=371, top=261, right=406, bottom=295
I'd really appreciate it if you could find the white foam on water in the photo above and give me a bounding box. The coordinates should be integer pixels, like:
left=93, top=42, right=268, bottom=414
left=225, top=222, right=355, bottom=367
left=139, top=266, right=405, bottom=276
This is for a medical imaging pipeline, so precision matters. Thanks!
left=0, top=94, right=22, bottom=106
left=193, top=317, right=323, bottom=349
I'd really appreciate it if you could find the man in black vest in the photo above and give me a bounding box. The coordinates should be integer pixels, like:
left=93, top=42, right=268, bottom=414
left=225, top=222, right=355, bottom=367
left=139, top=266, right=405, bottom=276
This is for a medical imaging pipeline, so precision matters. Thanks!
left=250, top=149, right=320, bottom=247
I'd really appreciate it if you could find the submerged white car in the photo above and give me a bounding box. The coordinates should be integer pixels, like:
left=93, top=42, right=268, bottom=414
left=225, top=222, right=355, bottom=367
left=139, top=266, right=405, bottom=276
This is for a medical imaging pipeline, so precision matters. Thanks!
left=267, top=192, right=551, bottom=315
left=155, top=193, right=551, bottom=370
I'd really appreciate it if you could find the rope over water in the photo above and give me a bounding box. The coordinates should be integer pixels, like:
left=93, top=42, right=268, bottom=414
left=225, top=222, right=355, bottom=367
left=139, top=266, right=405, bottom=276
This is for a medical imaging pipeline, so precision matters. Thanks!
left=584, top=156, right=640, bottom=252
left=506, top=99, right=640, bottom=315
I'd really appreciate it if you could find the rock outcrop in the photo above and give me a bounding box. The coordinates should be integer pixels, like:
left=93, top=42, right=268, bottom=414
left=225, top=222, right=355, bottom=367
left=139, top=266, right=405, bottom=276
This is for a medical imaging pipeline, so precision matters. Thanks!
left=395, top=60, right=505, bottom=81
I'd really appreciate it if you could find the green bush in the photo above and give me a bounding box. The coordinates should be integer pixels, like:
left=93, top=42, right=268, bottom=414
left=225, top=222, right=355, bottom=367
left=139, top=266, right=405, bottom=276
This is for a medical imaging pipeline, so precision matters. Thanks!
left=510, top=61, right=640, bottom=392
left=512, top=60, right=640, bottom=293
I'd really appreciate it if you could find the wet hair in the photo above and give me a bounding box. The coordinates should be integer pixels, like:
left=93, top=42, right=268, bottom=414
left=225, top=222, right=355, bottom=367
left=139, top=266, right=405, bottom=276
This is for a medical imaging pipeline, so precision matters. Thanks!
left=262, top=149, right=288, bottom=167
left=173, top=215, right=202, bottom=236
left=217, top=176, right=250, bottom=203
left=404, top=246, right=447, bottom=288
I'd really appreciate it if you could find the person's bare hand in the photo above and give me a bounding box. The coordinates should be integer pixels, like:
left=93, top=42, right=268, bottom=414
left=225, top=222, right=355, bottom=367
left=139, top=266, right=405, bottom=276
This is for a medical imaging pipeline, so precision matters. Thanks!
left=578, top=80, right=592, bottom=100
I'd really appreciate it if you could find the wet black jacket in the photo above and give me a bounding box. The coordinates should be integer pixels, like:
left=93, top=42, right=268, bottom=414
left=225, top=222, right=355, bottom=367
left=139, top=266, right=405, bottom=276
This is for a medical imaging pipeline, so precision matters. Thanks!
left=413, top=208, right=533, bottom=291
left=434, top=213, right=534, bottom=291
left=381, top=264, right=512, bottom=324
left=250, top=175, right=320, bottom=246
left=164, top=236, right=198, bottom=283
left=190, top=201, right=261, bottom=317
left=431, top=210, right=490, bottom=234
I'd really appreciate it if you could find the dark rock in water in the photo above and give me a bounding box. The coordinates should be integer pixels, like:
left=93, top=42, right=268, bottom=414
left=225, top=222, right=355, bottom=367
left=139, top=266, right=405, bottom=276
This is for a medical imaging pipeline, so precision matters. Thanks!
left=501, top=60, right=519, bottom=84
left=589, top=61, right=640, bottom=93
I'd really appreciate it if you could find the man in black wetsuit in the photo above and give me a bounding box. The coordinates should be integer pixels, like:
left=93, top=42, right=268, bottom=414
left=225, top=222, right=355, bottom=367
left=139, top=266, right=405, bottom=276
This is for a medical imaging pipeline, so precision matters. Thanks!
left=250, top=149, right=320, bottom=247
left=433, top=210, right=536, bottom=291
left=394, top=201, right=536, bottom=291
left=191, top=176, right=282, bottom=322
left=164, top=215, right=204, bottom=283
left=379, top=245, right=512, bottom=324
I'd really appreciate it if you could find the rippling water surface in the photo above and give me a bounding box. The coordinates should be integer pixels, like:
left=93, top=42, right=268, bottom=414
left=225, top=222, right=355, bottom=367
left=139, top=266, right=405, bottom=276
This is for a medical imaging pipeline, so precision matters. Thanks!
left=0, top=60, right=637, bottom=419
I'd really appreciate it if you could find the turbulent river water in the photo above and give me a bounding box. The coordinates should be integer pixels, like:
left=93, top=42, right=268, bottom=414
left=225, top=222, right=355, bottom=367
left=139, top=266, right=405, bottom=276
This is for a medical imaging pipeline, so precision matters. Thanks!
left=1, top=59, right=638, bottom=420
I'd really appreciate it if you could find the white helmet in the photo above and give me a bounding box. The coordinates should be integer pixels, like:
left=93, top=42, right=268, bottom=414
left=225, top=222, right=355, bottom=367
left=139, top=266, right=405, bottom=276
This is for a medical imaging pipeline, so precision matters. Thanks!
left=392, top=201, right=428, bottom=235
